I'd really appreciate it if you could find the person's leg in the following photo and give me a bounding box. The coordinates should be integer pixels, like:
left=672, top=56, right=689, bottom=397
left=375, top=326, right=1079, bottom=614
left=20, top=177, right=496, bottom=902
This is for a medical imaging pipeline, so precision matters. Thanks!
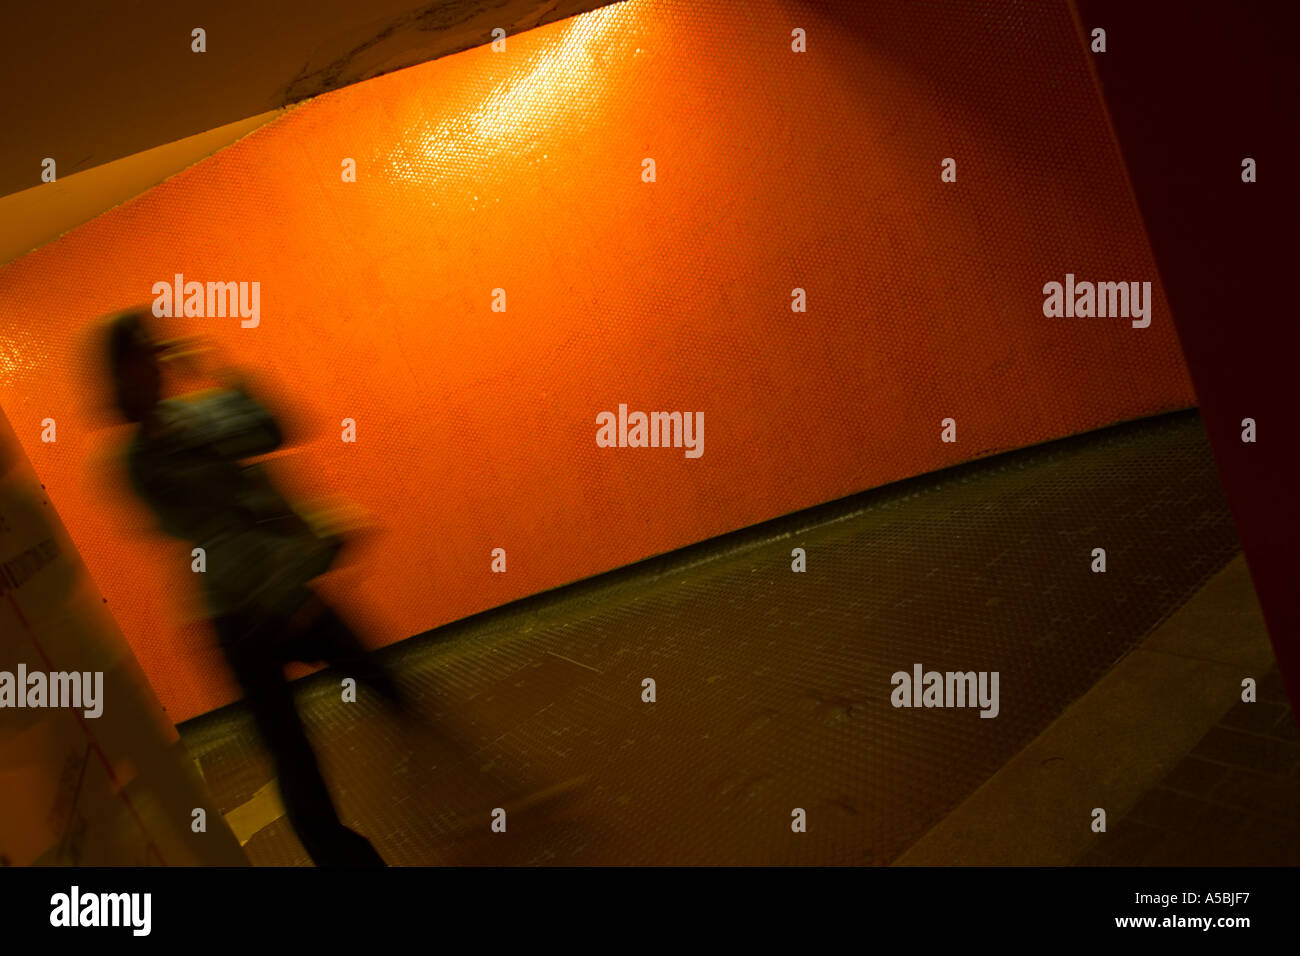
left=216, top=611, right=387, bottom=867
left=286, top=596, right=409, bottom=717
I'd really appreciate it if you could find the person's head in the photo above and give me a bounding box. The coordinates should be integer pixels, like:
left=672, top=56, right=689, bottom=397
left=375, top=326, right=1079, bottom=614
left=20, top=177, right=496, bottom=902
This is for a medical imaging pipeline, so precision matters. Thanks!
left=106, top=310, right=162, bottom=423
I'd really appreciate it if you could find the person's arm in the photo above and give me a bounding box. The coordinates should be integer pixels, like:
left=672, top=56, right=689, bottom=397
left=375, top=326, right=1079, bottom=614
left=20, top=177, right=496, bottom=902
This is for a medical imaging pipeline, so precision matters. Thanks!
left=197, top=388, right=284, bottom=459
left=159, top=338, right=284, bottom=458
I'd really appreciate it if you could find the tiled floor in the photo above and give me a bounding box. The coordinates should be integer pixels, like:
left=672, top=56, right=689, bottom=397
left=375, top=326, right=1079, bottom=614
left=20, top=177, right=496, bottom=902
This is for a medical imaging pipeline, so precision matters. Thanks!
left=1081, top=668, right=1300, bottom=866
left=178, top=410, right=1263, bottom=865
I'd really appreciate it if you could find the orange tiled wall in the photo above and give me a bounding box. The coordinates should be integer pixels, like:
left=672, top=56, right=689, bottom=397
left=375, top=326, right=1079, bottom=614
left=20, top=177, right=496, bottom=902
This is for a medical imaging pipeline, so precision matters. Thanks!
left=0, top=0, right=1194, bottom=721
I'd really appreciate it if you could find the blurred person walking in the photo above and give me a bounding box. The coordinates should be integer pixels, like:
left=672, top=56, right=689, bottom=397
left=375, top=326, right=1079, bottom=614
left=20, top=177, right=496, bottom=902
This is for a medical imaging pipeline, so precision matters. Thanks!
left=104, top=309, right=405, bottom=867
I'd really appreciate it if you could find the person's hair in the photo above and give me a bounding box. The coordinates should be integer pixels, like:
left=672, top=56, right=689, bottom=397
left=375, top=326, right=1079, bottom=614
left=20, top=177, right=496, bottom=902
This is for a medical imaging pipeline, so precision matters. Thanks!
left=105, top=310, right=155, bottom=421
